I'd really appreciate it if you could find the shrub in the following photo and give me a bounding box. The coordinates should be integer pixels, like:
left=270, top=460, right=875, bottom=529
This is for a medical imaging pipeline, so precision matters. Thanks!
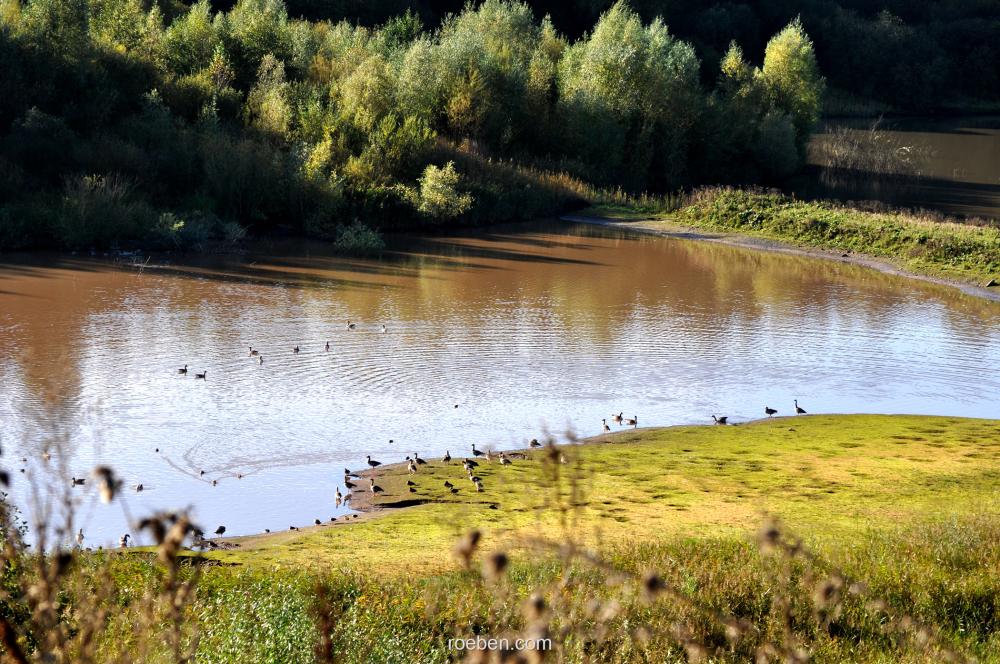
left=417, top=161, right=472, bottom=221
left=333, top=220, right=384, bottom=255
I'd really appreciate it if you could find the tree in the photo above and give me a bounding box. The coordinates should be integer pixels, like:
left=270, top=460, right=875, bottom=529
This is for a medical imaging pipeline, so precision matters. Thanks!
left=418, top=161, right=472, bottom=220
left=759, top=18, right=824, bottom=150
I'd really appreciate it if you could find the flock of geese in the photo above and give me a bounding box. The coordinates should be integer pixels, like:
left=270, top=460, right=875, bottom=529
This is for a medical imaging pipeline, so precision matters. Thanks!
left=72, top=320, right=813, bottom=548
left=175, top=320, right=388, bottom=377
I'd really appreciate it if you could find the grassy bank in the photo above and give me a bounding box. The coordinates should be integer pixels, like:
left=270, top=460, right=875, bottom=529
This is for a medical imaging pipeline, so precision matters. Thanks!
left=5, top=415, right=999, bottom=662
left=586, top=187, right=1000, bottom=287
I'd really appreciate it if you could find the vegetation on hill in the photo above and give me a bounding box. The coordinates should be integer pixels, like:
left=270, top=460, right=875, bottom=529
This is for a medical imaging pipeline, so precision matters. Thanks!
left=0, top=0, right=825, bottom=251
left=1, top=415, right=998, bottom=661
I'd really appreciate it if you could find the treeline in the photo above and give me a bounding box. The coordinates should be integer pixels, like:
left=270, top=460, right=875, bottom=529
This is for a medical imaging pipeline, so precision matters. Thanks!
left=305, top=1, right=1000, bottom=113
left=0, top=0, right=823, bottom=250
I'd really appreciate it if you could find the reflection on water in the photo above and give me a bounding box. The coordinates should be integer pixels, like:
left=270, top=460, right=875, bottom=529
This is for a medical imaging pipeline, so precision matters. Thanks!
left=1, top=221, right=999, bottom=543
left=805, top=116, right=1000, bottom=220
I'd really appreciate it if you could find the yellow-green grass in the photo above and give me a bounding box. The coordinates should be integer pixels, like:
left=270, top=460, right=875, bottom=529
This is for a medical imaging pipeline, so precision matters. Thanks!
left=582, top=187, right=1000, bottom=286
left=205, top=415, right=1000, bottom=575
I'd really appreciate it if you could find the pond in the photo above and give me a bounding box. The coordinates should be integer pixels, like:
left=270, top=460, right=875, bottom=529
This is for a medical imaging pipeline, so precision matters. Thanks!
left=804, top=115, right=1000, bottom=220
left=2, top=221, right=999, bottom=544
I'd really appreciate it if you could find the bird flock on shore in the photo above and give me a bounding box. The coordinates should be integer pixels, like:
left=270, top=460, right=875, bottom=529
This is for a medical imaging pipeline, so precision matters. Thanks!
left=65, top=314, right=813, bottom=548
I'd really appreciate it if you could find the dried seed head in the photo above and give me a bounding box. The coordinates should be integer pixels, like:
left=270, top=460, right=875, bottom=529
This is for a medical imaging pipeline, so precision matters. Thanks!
left=92, top=466, right=121, bottom=504
left=455, top=529, right=481, bottom=568
left=482, top=551, right=509, bottom=581
left=813, top=575, right=844, bottom=608
left=757, top=519, right=781, bottom=553
left=523, top=593, right=547, bottom=621
left=642, top=571, right=666, bottom=600
left=138, top=517, right=167, bottom=545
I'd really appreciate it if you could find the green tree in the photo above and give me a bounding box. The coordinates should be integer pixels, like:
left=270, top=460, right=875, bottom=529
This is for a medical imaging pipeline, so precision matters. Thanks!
left=759, top=18, right=824, bottom=150
left=418, top=161, right=472, bottom=220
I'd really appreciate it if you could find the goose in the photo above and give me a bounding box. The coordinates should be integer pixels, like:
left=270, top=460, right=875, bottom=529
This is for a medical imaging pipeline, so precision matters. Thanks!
left=602, top=419, right=611, bottom=433
left=471, top=444, right=484, bottom=458
left=265, top=529, right=271, bottom=533
left=71, top=477, right=86, bottom=486
left=335, top=487, right=342, bottom=507
left=624, top=415, right=637, bottom=427
left=443, top=480, right=453, bottom=489
left=765, top=406, right=778, bottom=417
left=366, top=455, right=381, bottom=469
left=529, top=438, right=541, bottom=448
left=325, top=341, right=330, bottom=351
left=345, top=468, right=361, bottom=478
left=119, top=533, right=130, bottom=548
left=612, top=412, right=623, bottom=424
left=464, top=458, right=479, bottom=468
left=258, top=355, right=263, bottom=365
left=135, top=483, right=143, bottom=492
left=407, top=459, right=417, bottom=474
left=249, top=346, right=259, bottom=356
left=76, top=529, right=84, bottom=546
left=443, top=450, right=452, bottom=463
left=413, top=453, right=426, bottom=465
left=178, top=365, right=188, bottom=374
left=381, top=325, right=387, bottom=333
left=344, top=479, right=356, bottom=490
left=195, top=370, right=207, bottom=379
left=485, top=449, right=493, bottom=462
left=795, top=400, right=807, bottom=415
left=214, top=526, right=226, bottom=536
left=342, top=492, right=352, bottom=502
left=369, top=478, right=384, bottom=494
left=499, top=454, right=511, bottom=467
left=712, top=415, right=728, bottom=425
left=293, top=345, right=300, bottom=354
left=406, top=480, right=416, bottom=486
left=346, top=320, right=356, bottom=330
left=314, top=519, right=321, bottom=525
left=475, top=480, right=483, bottom=492
left=199, top=470, right=205, bottom=476
left=212, top=479, right=218, bottom=486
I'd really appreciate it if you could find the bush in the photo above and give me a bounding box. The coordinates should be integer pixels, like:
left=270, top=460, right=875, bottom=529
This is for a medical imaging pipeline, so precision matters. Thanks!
left=417, top=161, right=472, bottom=221
left=333, top=220, right=384, bottom=255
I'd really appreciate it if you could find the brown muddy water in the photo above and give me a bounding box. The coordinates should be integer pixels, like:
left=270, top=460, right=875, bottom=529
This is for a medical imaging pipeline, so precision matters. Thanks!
left=805, top=116, right=1000, bottom=220
left=1, top=221, right=999, bottom=544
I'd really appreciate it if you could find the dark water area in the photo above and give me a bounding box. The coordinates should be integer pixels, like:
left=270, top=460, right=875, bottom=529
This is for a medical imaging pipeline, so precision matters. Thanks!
left=802, top=116, right=1000, bottom=220
left=2, top=222, right=999, bottom=545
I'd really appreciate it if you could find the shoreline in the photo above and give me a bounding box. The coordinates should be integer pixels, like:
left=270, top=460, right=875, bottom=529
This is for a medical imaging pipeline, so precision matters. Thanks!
left=561, top=214, right=1000, bottom=304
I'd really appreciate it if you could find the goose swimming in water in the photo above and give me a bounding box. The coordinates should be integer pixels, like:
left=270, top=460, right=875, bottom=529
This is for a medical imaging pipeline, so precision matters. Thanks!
left=624, top=415, right=637, bottom=427
left=178, top=365, right=188, bottom=374
left=325, top=341, right=330, bottom=351
left=249, top=347, right=259, bottom=356
left=293, top=346, right=299, bottom=354
left=346, top=320, right=356, bottom=330
left=195, top=370, right=207, bottom=379
left=612, top=412, right=623, bottom=424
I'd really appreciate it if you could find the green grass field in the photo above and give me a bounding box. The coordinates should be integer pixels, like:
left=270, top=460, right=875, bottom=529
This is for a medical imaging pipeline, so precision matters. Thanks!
left=209, top=415, right=1000, bottom=574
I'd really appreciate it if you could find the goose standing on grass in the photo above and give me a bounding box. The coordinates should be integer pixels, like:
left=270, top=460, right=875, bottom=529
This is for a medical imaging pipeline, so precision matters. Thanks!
left=471, top=444, right=484, bottom=458
left=214, top=526, right=226, bottom=536
left=407, top=458, right=417, bottom=474
left=119, top=533, right=130, bottom=549
left=413, top=453, right=426, bottom=466
left=499, top=453, right=511, bottom=466
left=712, top=415, right=728, bottom=425
left=76, top=529, right=84, bottom=547
left=195, top=370, right=207, bottom=379
left=249, top=346, right=259, bottom=356
left=178, top=365, right=188, bottom=375
left=602, top=419, right=611, bottom=433
left=625, top=415, right=637, bottom=427
left=795, top=400, right=807, bottom=415
left=530, top=438, right=541, bottom=448
left=366, top=455, right=381, bottom=469
left=765, top=406, right=778, bottom=417
left=442, top=450, right=452, bottom=463
left=369, top=478, right=383, bottom=494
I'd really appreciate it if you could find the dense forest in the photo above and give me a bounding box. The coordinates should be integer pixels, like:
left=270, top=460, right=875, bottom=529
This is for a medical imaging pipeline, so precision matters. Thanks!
left=1, top=0, right=997, bottom=251
left=0, top=0, right=829, bottom=250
